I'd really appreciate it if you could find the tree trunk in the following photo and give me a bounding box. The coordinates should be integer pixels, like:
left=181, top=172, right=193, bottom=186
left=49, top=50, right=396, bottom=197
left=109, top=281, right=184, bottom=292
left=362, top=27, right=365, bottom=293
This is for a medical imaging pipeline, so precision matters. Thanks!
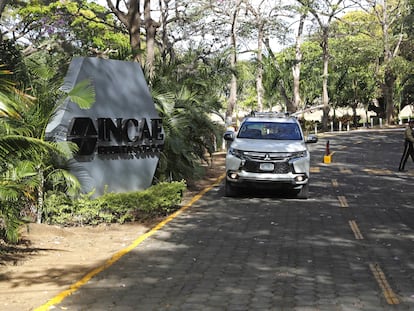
left=227, top=74, right=237, bottom=127
left=321, top=27, right=330, bottom=131
left=144, top=0, right=160, bottom=79
left=0, top=0, right=7, bottom=20
left=226, top=0, right=242, bottom=127
left=159, top=0, right=175, bottom=63
left=256, top=24, right=264, bottom=112
left=383, top=67, right=396, bottom=124
left=352, top=102, right=358, bottom=128
left=36, top=168, right=44, bottom=224
left=106, top=0, right=142, bottom=63
left=381, top=0, right=395, bottom=125
left=296, top=0, right=345, bottom=129
left=292, top=13, right=306, bottom=113
left=129, top=1, right=142, bottom=63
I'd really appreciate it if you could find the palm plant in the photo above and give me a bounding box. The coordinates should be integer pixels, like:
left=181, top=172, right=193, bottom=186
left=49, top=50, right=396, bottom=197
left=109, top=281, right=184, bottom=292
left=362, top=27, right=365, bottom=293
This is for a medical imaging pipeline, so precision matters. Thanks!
left=0, top=161, right=38, bottom=243
left=0, top=55, right=94, bottom=241
left=150, top=49, right=229, bottom=182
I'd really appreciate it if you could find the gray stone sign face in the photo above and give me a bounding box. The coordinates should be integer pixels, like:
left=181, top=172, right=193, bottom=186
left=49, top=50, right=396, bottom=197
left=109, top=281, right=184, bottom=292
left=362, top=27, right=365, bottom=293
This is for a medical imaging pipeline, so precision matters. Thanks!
left=46, top=57, right=164, bottom=196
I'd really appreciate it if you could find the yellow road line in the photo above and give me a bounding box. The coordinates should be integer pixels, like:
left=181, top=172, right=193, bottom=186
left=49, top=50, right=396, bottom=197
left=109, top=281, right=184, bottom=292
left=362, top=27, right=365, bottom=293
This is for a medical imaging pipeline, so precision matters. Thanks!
left=337, top=195, right=348, bottom=208
left=310, top=167, right=320, bottom=173
left=348, top=220, right=364, bottom=240
left=369, top=263, right=400, bottom=305
left=34, top=174, right=226, bottom=311
left=331, top=179, right=339, bottom=187
left=363, top=168, right=393, bottom=175
left=339, top=167, right=352, bottom=174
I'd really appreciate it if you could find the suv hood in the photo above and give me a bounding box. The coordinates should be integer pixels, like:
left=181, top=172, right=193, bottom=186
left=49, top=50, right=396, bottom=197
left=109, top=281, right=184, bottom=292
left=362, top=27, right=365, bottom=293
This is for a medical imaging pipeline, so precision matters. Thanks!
left=231, top=138, right=306, bottom=153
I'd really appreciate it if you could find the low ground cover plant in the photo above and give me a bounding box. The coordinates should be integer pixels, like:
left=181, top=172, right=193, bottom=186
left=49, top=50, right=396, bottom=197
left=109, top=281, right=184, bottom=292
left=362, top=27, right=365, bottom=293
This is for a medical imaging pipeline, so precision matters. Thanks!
left=43, top=181, right=187, bottom=226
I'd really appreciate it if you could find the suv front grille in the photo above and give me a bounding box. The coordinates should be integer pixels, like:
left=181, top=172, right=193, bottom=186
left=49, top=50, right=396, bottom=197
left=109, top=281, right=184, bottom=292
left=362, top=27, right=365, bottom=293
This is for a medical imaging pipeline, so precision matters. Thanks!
left=243, top=160, right=292, bottom=174
left=244, top=151, right=293, bottom=161
left=242, top=152, right=294, bottom=173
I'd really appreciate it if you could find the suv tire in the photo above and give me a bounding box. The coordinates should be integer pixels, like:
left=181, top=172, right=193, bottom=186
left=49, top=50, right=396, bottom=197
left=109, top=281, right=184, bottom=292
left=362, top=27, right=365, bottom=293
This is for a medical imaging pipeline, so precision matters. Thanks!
left=296, top=183, right=309, bottom=199
left=225, top=180, right=237, bottom=197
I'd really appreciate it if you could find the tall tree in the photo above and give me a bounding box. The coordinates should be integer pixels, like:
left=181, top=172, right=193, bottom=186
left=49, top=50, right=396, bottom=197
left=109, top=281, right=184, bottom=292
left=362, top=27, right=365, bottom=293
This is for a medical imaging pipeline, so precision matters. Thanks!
left=241, top=0, right=289, bottom=112
left=266, top=40, right=323, bottom=112
left=330, top=10, right=381, bottom=125
left=189, top=0, right=245, bottom=126
left=144, top=0, right=160, bottom=77
left=106, top=0, right=142, bottom=62
left=353, top=0, right=410, bottom=124
left=296, top=0, right=352, bottom=130
left=0, top=0, right=7, bottom=20
left=399, top=0, right=414, bottom=108
left=227, top=0, right=242, bottom=126
left=246, top=2, right=265, bottom=112
left=292, top=11, right=307, bottom=112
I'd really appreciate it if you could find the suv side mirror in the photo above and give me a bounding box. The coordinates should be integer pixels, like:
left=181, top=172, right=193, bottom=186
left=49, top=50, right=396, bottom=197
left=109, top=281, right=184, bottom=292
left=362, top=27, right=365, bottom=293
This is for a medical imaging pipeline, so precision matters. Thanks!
left=306, top=134, right=318, bottom=144
left=223, top=130, right=235, bottom=141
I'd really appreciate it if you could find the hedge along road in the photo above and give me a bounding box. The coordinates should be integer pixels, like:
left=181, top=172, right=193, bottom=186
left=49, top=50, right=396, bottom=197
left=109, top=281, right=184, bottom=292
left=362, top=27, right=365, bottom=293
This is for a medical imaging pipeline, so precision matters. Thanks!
left=35, top=128, right=414, bottom=311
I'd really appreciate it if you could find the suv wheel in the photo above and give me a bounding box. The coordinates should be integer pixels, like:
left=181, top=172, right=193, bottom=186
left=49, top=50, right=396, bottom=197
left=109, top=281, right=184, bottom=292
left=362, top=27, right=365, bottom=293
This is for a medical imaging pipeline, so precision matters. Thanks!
left=296, top=183, right=309, bottom=199
left=225, top=180, right=237, bottom=197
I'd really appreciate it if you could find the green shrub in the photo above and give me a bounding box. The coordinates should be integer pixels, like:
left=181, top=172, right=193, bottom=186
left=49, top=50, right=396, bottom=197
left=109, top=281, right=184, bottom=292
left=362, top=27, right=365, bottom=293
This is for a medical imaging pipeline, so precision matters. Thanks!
left=0, top=201, right=23, bottom=244
left=43, top=181, right=187, bottom=226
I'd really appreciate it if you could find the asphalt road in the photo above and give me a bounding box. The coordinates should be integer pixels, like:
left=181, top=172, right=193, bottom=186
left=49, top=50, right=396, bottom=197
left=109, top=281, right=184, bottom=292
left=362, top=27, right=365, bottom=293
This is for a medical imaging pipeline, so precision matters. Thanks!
left=42, top=129, right=414, bottom=311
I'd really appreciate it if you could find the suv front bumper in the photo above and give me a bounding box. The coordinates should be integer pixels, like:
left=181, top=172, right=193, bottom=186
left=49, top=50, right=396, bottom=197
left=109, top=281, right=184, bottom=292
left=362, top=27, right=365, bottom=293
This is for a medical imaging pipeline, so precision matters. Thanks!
left=225, top=154, right=310, bottom=186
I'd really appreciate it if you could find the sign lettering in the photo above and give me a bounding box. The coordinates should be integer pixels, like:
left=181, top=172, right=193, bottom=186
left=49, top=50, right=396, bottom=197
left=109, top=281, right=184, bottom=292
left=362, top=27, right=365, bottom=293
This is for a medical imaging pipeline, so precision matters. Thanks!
left=68, top=117, right=164, bottom=157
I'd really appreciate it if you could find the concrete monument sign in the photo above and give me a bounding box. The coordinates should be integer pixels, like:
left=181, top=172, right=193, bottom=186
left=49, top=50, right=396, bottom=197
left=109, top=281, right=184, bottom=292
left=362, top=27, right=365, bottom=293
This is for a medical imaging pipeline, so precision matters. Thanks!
left=46, top=57, right=164, bottom=196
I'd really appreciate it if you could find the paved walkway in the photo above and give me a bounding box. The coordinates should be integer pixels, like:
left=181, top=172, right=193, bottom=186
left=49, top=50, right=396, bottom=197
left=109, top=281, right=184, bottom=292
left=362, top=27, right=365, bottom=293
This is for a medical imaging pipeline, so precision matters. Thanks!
left=36, top=130, right=414, bottom=311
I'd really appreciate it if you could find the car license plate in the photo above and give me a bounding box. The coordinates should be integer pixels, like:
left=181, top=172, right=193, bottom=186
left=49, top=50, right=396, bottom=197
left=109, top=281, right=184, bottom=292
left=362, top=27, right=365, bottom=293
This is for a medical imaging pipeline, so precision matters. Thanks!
left=260, top=163, right=274, bottom=171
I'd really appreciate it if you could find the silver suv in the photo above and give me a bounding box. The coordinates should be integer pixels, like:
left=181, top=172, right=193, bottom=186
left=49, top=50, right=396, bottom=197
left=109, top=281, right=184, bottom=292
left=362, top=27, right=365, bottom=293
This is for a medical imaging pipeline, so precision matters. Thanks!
left=223, top=112, right=317, bottom=199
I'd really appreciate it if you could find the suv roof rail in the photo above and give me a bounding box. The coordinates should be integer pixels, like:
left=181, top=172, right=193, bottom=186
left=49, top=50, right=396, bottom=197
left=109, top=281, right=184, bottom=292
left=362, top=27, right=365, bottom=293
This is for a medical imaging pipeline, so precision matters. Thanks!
left=290, top=104, right=324, bottom=116
left=248, top=111, right=291, bottom=118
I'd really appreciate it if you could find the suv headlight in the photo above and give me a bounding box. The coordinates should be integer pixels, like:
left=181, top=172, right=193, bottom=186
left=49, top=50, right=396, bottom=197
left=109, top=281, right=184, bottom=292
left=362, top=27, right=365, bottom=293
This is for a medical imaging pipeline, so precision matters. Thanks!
left=229, top=147, right=244, bottom=159
left=291, top=150, right=308, bottom=159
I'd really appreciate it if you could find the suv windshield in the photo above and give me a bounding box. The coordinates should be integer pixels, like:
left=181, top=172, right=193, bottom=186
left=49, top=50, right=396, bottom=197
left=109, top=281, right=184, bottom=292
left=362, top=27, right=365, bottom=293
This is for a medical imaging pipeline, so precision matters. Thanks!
left=237, top=121, right=303, bottom=140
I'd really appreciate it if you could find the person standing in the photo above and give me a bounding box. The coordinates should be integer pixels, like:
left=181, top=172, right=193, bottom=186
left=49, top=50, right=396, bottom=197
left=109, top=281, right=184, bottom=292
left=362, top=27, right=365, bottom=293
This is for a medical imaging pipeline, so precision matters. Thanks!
left=398, top=119, right=414, bottom=172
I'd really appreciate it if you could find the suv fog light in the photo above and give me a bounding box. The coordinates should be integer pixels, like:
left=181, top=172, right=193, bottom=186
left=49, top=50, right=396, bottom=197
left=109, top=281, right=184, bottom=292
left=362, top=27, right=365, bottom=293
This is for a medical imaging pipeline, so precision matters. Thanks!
left=229, top=172, right=239, bottom=179
left=295, top=175, right=306, bottom=182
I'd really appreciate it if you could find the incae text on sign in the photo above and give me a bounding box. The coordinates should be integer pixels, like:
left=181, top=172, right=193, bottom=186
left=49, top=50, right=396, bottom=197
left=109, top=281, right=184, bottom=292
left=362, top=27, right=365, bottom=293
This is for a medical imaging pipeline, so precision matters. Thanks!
left=67, top=117, right=164, bottom=157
